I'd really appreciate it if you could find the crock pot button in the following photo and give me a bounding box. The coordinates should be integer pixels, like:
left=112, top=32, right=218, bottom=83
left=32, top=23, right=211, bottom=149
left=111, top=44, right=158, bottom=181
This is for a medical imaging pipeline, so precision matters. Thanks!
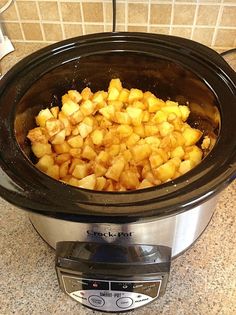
left=116, top=297, right=133, bottom=309
left=88, top=295, right=105, bottom=307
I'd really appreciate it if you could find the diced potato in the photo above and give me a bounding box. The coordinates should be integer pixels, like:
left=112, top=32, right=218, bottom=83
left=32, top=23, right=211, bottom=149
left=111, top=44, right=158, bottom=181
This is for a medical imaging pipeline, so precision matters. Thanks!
left=80, top=100, right=96, bottom=116
left=96, top=176, right=106, bottom=190
left=128, top=88, right=143, bottom=103
left=201, top=136, right=211, bottom=150
left=54, top=153, right=71, bottom=165
left=69, top=110, right=84, bottom=125
left=36, top=155, right=54, bottom=172
left=67, top=135, right=83, bottom=148
left=99, top=105, right=115, bottom=120
left=45, top=118, right=63, bottom=137
left=138, top=179, right=153, bottom=189
left=131, top=144, right=152, bottom=163
left=142, top=111, right=150, bottom=122
left=92, top=91, right=105, bottom=104
left=58, top=112, right=72, bottom=136
left=61, top=99, right=80, bottom=116
left=50, top=129, right=66, bottom=145
left=144, top=124, right=159, bottom=136
left=36, top=108, right=54, bottom=127
left=133, top=125, right=145, bottom=137
left=96, top=150, right=109, bottom=164
left=149, top=154, right=164, bottom=169
left=59, top=160, right=70, bottom=178
left=91, top=129, right=104, bottom=146
left=179, top=160, right=194, bottom=174
left=94, top=163, right=107, bottom=177
left=133, top=101, right=146, bottom=110
left=81, top=145, right=97, bottom=160
left=159, top=122, right=174, bottom=137
left=145, top=136, right=160, bottom=147
left=107, top=144, right=120, bottom=157
left=105, top=157, right=125, bottom=181
left=126, top=133, right=140, bottom=147
left=27, top=127, right=49, bottom=144
left=162, top=105, right=181, bottom=117
left=115, top=111, right=131, bottom=125
left=81, top=87, right=93, bottom=101
left=171, top=146, right=185, bottom=159
left=72, top=163, right=88, bottom=179
left=118, top=88, right=129, bottom=102
left=152, top=111, right=168, bottom=124
left=107, top=87, right=120, bottom=101
left=108, top=100, right=123, bottom=111
left=70, top=148, right=82, bottom=158
left=68, top=177, right=81, bottom=187
left=53, top=142, right=71, bottom=154
left=146, top=96, right=164, bottom=112
left=32, top=142, right=52, bottom=158
left=78, top=122, right=93, bottom=138
left=68, top=90, right=82, bottom=103
left=123, top=149, right=132, bottom=162
left=179, top=105, right=190, bottom=121
left=120, top=170, right=140, bottom=189
left=154, top=161, right=176, bottom=182
left=46, top=164, right=60, bottom=180
left=78, top=174, right=96, bottom=189
left=185, top=145, right=203, bottom=166
left=117, top=125, right=133, bottom=138
left=50, top=106, right=59, bottom=118
left=127, top=106, right=143, bottom=126
left=182, top=127, right=202, bottom=146
left=69, top=158, right=82, bottom=174
left=109, top=78, right=123, bottom=92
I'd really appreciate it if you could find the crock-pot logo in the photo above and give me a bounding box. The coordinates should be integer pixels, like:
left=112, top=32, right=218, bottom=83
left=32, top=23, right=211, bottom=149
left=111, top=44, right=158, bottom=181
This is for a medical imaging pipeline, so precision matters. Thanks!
left=87, top=230, right=133, bottom=238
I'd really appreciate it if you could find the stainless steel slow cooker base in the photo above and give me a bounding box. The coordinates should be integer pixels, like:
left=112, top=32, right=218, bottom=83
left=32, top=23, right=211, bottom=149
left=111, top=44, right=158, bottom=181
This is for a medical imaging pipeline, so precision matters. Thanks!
left=29, top=195, right=218, bottom=258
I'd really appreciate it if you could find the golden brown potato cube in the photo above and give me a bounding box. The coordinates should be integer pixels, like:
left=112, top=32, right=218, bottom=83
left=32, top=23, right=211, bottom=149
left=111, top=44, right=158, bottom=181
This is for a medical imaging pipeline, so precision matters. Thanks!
left=171, top=146, right=185, bottom=159
left=126, top=133, right=140, bottom=147
left=179, top=105, right=190, bottom=121
left=27, top=127, right=49, bottom=144
left=152, top=110, right=168, bottom=124
left=82, top=145, right=97, bottom=160
left=105, top=179, right=115, bottom=191
left=35, top=155, right=54, bottom=172
left=91, top=129, right=104, bottom=146
left=107, top=144, right=120, bottom=157
left=53, top=142, right=71, bottom=154
left=59, top=160, right=70, bottom=178
left=32, top=142, right=52, bottom=158
left=58, top=112, right=72, bottom=136
left=78, top=174, right=96, bottom=190
left=96, top=150, right=109, bottom=164
left=67, top=135, right=83, bottom=148
left=81, top=87, right=93, bottom=101
left=99, top=105, right=115, bottom=120
left=92, top=91, right=105, bottom=104
left=201, top=136, right=211, bottom=150
left=69, top=148, right=82, bottom=158
left=46, top=164, right=60, bottom=180
left=78, top=122, right=93, bottom=139
left=120, top=170, right=140, bottom=189
left=105, top=157, right=125, bottom=181
left=69, top=158, right=83, bottom=174
left=132, top=101, right=146, bottom=110
left=182, top=127, right=202, bottom=146
left=50, top=129, right=66, bottom=145
left=170, top=157, right=181, bottom=168
left=80, top=100, right=96, bottom=116
left=50, top=106, right=59, bottom=118
left=149, top=154, right=164, bottom=169
left=128, top=88, right=143, bottom=103
left=109, top=78, right=123, bottom=92
left=133, top=125, right=145, bottom=137
left=138, top=179, right=154, bottom=189
left=55, top=153, right=71, bottom=165
left=107, top=87, right=120, bottom=101
left=145, top=136, right=161, bottom=147
left=185, top=145, right=203, bottom=166
left=123, top=149, right=132, bottom=162
left=146, top=96, right=164, bottom=112
left=179, top=160, right=194, bottom=174
left=72, top=163, right=88, bottom=179
left=173, top=131, right=185, bottom=146
left=36, top=108, right=54, bottom=127
left=118, top=88, right=129, bottom=103
left=115, top=111, right=131, bottom=125
left=68, top=90, right=82, bottom=103
left=131, top=144, right=152, bottom=163
left=94, top=163, right=107, bottom=177
left=144, top=124, right=159, bottom=136
left=142, top=111, right=150, bottom=122
left=117, top=125, right=133, bottom=138
left=126, top=106, right=143, bottom=126
left=159, top=122, right=174, bottom=137
left=108, top=100, right=123, bottom=111
left=162, top=105, right=181, bottom=117
left=96, top=176, right=106, bottom=190
left=154, top=161, right=176, bottom=182
left=45, top=118, right=63, bottom=137
left=69, top=110, right=84, bottom=125
left=61, top=99, right=80, bottom=116
left=68, top=177, right=81, bottom=187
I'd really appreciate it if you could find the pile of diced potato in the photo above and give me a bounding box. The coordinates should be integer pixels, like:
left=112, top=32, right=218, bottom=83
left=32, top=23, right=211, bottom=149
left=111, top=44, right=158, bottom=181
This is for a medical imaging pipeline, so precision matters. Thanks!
left=27, top=78, right=210, bottom=191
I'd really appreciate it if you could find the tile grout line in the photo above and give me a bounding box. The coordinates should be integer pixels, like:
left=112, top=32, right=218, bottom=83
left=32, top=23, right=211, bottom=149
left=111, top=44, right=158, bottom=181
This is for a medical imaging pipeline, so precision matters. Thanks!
left=79, top=1, right=85, bottom=35
left=57, top=0, right=65, bottom=40
left=169, top=0, right=175, bottom=35
left=14, top=1, right=25, bottom=41
left=147, top=0, right=151, bottom=33
left=211, top=0, right=224, bottom=47
left=125, top=0, right=128, bottom=32
left=190, top=0, right=199, bottom=40
left=35, top=0, right=46, bottom=41
left=102, top=0, right=106, bottom=32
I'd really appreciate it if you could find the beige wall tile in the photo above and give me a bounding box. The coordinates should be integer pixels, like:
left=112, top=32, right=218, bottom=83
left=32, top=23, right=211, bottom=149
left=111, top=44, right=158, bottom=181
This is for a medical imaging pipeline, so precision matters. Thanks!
left=172, top=27, right=192, bottom=39
left=43, top=23, right=62, bottom=41
left=104, top=24, right=125, bottom=32
left=198, top=0, right=221, bottom=2
left=39, top=2, right=60, bottom=21
left=17, top=1, right=39, bottom=20
left=173, top=5, right=196, bottom=25
left=128, top=3, right=148, bottom=24
left=60, top=2, right=82, bottom=23
left=220, top=6, right=236, bottom=27
left=4, top=22, right=23, bottom=40
left=192, top=28, right=214, bottom=46
left=104, top=2, right=125, bottom=24
left=1, top=2, right=17, bottom=20
left=196, top=5, right=219, bottom=26
left=215, top=29, right=236, bottom=47
left=22, top=23, right=43, bottom=40
left=64, top=24, right=83, bottom=39
left=150, top=4, right=171, bottom=25
left=84, top=24, right=104, bottom=35
left=82, top=2, right=103, bottom=23
left=150, top=26, right=170, bottom=35
left=128, top=25, right=147, bottom=33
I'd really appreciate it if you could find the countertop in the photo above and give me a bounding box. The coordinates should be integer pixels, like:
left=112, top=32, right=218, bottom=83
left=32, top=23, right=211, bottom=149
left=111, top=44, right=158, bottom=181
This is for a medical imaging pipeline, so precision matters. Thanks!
left=0, top=43, right=236, bottom=315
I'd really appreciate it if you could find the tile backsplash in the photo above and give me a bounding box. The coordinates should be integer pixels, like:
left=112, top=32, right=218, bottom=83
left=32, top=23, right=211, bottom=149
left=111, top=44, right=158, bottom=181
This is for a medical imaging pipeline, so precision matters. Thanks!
left=0, top=0, right=236, bottom=50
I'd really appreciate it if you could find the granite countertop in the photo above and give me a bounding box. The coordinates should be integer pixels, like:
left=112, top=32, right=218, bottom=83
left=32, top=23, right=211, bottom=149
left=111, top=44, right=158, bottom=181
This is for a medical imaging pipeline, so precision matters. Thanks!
left=0, top=43, right=236, bottom=315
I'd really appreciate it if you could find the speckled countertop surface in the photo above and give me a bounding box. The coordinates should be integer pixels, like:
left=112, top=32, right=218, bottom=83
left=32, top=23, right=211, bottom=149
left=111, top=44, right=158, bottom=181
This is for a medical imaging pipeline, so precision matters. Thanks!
left=0, top=43, right=236, bottom=315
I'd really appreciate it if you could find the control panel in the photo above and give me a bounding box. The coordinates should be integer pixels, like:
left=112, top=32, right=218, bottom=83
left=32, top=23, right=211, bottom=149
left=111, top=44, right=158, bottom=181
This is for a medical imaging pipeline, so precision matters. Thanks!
left=62, top=275, right=162, bottom=312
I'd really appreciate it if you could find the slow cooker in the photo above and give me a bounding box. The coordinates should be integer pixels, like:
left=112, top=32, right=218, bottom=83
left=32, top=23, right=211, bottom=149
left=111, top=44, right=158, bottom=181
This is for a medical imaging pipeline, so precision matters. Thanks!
left=0, top=33, right=235, bottom=312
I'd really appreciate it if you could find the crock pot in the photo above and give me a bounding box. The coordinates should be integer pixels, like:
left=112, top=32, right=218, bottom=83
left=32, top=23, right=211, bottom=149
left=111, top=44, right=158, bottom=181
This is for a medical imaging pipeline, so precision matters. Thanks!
left=0, top=32, right=235, bottom=312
